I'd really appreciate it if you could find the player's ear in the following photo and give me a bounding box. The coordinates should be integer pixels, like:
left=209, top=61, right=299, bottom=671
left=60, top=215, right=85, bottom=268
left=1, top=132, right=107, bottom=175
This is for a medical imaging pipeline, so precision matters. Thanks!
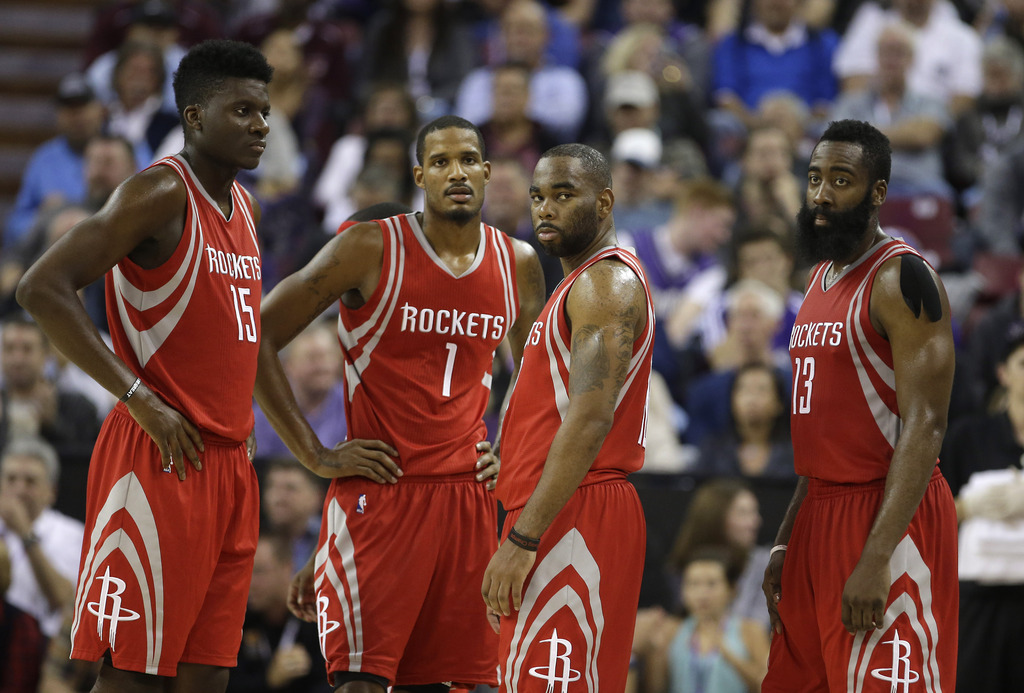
left=872, top=179, right=887, bottom=207
left=183, top=105, right=202, bottom=132
left=413, top=165, right=425, bottom=190
left=597, top=187, right=614, bottom=220
left=482, top=160, right=491, bottom=186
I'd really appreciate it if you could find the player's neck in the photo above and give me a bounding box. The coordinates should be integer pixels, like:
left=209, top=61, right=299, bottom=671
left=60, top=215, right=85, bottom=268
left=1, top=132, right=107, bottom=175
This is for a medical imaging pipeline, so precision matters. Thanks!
left=560, top=227, right=618, bottom=275
left=826, top=226, right=886, bottom=285
left=179, top=148, right=238, bottom=205
left=419, top=210, right=481, bottom=252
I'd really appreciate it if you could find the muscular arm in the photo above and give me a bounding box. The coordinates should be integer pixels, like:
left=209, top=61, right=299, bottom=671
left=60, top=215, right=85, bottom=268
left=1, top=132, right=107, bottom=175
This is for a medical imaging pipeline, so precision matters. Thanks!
left=254, top=222, right=400, bottom=480
left=482, top=260, right=647, bottom=616
left=843, top=254, right=954, bottom=632
left=17, top=168, right=209, bottom=477
left=16, top=168, right=184, bottom=401
left=510, top=260, right=645, bottom=538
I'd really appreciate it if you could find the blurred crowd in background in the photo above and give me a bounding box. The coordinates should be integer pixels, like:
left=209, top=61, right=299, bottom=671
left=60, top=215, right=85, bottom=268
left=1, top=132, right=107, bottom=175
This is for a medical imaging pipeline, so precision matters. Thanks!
left=2, top=0, right=1024, bottom=691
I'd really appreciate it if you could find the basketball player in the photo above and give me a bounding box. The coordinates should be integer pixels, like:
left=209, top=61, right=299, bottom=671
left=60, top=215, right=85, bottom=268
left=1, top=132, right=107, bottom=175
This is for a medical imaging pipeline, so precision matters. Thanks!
left=480, top=144, right=655, bottom=692
left=256, top=115, right=546, bottom=692
left=15, top=40, right=325, bottom=692
left=762, top=120, right=958, bottom=692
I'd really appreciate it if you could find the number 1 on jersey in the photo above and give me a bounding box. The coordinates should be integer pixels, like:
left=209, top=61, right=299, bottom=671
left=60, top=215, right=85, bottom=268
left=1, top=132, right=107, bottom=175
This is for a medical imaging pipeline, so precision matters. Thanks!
left=792, top=356, right=815, bottom=414
left=442, top=342, right=457, bottom=397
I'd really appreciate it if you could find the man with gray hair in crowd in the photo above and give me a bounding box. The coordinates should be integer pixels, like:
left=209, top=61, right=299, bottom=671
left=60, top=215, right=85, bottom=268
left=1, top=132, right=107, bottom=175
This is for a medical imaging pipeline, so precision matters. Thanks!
left=0, top=436, right=83, bottom=638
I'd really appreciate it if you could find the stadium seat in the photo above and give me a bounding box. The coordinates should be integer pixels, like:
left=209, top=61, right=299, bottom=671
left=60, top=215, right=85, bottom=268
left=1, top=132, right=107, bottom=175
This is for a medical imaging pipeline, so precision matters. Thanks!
left=879, top=194, right=956, bottom=268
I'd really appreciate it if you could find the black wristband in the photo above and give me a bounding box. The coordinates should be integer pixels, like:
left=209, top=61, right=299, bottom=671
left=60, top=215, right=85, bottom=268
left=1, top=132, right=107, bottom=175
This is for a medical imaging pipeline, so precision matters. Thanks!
left=507, top=527, right=540, bottom=551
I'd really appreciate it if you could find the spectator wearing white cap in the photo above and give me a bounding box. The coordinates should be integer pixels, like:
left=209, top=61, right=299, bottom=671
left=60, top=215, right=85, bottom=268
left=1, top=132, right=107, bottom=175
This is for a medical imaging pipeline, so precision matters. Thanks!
left=600, top=24, right=711, bottom=137
left=608, top=127, right=674, bottom=233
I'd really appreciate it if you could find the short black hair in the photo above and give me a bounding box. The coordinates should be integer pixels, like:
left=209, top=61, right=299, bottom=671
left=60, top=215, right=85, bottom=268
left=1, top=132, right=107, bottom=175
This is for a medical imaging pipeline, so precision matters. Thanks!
left=817, top=119, right=892, bottom=184
left=172, top=39, right=273, bottom=125
left=415, top=115, right=485, bottom=165
left=539, top=143, right=612, bottom=190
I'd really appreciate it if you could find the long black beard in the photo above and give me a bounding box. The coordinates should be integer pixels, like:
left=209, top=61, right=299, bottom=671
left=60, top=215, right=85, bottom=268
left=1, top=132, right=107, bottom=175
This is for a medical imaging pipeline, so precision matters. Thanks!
left=795, top=191, right=875, bottom=266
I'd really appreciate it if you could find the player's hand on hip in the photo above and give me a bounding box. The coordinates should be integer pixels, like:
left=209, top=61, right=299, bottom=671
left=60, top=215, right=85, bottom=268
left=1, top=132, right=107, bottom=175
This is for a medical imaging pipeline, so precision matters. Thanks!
left=762, top=550, right=785, bottom=636
left=485, top=606, right=501, bottom=635
left=312, top=439, right=401, bottom=483
left=126, top=385, right=204, bottom=481
left=245, top=427, right=257, bottom=461
left=288, top=558, right=317, bottom=622
left=475, top=440, right=499, bottom=491
left=481, top=537, right=536, bottom=618
left=842, top=559, right=890, bottom=634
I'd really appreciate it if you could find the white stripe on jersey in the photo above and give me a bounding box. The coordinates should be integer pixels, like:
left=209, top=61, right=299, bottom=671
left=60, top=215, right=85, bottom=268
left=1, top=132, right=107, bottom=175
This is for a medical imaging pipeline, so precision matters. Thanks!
left=846, top=535, right=943, bottom=693
left=491, top=227, right=518, bottom=335
left=544, top=279, right=573, bottom=421
left=541, top=248, right=655, bottom=420
left=505, top=529, right=604, bottom=693
left=113, top=159, right=204, bottom=368
left=231, top=183, right=261, bottom=257
left=844, top=245, right=909, bottom=449
left=315, top=499, right=364, bottom=671
left=71, top=472, right=165, bottom=674
left=339, top=216, right=407, bottom=401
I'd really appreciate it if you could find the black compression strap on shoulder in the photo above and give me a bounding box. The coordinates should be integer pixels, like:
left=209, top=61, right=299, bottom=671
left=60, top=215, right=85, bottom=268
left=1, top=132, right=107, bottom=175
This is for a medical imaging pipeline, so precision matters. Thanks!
left=899, top=254, right=942, bottom=322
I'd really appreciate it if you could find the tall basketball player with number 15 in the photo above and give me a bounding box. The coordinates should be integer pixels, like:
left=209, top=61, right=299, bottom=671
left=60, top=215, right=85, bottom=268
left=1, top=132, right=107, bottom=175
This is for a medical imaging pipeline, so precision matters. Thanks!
left=762, top=120, right=959, bottom=693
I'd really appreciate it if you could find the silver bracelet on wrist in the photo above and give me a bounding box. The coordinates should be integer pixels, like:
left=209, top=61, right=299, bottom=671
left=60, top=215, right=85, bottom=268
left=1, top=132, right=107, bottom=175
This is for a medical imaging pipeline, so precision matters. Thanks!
left=120, top=377, right=142, bottom=403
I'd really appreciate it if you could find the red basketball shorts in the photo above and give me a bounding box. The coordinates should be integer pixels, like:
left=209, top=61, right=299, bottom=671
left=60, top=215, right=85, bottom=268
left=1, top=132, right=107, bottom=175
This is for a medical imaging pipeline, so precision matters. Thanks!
left=497, top=480, right=646, bottom=693
left=763, top=471, right=958, bottom=693
left=314, top=473, right=499, bottom=687
left=70, top=406, right=259, bottom=676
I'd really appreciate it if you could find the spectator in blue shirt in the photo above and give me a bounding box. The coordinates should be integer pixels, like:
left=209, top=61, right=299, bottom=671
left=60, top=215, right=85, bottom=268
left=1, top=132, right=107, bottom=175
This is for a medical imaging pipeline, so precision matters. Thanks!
left=712, top=0, right=839, bottom=128
left=4, top=75, right=106, bottom=248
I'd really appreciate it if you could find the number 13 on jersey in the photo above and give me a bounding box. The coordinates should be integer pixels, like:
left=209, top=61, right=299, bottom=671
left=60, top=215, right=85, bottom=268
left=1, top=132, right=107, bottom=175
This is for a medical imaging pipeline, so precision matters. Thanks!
left=792, top=356, right=815, bottom=414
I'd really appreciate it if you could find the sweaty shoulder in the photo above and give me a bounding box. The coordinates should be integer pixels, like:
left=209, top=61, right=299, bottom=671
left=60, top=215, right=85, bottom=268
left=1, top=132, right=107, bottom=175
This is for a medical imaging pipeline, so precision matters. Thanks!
left=110, top=164, right=187, bottom=220
left=335, top=219, right=385, bottom=255
left=568, top=257, right=648, bottom=332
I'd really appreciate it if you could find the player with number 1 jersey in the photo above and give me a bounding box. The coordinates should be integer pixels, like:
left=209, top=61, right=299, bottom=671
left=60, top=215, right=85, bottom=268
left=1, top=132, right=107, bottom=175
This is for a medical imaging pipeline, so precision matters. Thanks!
left=258, top=118, right=547, bottom=691
left=338, top=211, right=517, bottom=476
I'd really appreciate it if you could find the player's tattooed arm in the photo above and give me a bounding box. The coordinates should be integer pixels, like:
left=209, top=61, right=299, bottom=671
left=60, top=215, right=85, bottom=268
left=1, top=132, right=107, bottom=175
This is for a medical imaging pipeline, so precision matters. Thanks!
left=511, top=260, right=645, bottom=537
left=482, top=259, right=647, bottom=617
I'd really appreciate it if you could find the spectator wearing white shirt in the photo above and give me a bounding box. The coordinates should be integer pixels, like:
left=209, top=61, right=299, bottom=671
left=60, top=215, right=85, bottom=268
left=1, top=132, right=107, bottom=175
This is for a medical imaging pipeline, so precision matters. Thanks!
left=0, top=438, right=83, bottom=638
left=455, top=0, right=588, bottom=142
left=834, top=0, right=983, bottom=114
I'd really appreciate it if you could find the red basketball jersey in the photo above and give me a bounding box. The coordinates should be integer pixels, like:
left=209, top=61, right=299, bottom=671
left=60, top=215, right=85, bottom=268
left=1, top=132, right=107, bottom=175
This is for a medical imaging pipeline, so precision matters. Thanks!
left=105, top=155, right=261, bottom=443
left=790, top=237, right=928, bottom=483
left=337, top=213, right=519, bottom=477
left=496, top=247, right=655, bottom=511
